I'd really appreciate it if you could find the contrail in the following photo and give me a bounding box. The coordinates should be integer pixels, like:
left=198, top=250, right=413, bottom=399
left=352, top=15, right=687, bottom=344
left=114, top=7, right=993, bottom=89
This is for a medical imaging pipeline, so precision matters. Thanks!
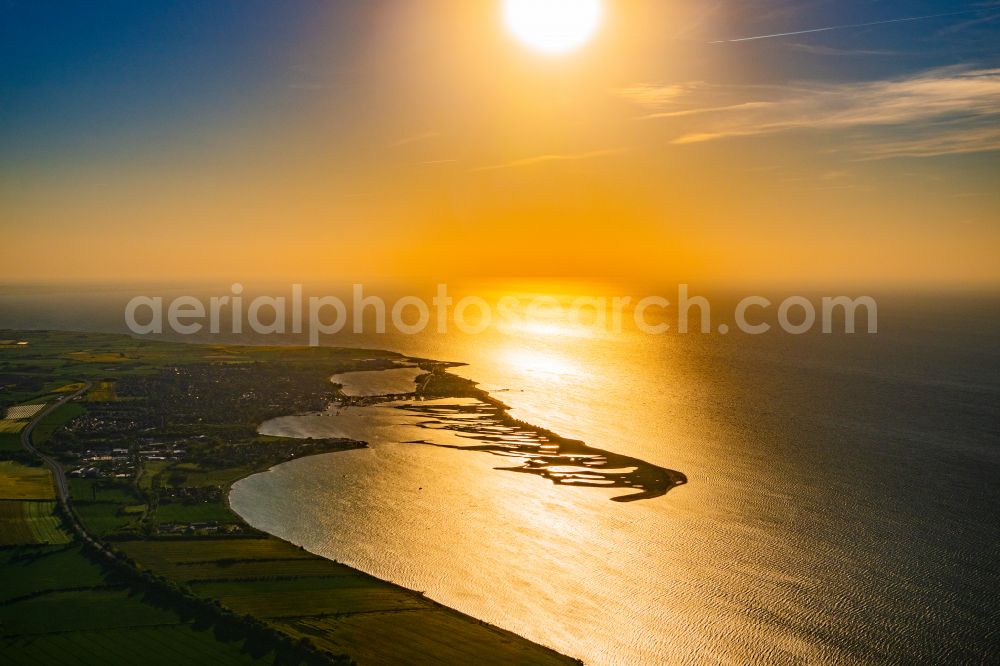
left=710, top=8, right=992, bottom=43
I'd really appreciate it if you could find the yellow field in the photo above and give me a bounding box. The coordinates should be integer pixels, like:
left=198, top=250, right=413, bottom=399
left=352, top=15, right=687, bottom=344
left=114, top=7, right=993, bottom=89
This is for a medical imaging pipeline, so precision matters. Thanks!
left=0, top=419, right=27, bottom=434
left=4, top=404, right=45, bottom=420
left=65, top=351, right=131, bottom=362
left=54, top=382, right=87, bottom=393
left=0, top=461, right=56, bottom=500
left=86, top=380, right=118, bottom=402
left=0, top=500, right=70, bottom=545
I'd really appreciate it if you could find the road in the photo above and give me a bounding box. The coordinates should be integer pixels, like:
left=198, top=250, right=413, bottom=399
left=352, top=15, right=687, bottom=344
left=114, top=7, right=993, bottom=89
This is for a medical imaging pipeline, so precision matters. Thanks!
left=19, top=381, right=109, bottom=553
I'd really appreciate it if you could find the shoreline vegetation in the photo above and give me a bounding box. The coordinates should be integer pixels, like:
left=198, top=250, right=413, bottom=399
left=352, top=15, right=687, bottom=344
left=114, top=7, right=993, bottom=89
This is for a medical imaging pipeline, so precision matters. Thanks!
left=0, top=329, right=581, bottom=664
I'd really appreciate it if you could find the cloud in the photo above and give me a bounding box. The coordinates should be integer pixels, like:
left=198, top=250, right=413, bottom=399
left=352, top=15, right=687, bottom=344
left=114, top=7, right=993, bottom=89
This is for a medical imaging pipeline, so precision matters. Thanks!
left=641, top=101, right=774, bottom=120
left=851, top=124, right=1000, bottom=159
left=937, top=4, right=1000, bottom=35
left=613, top=84, right=698, bottom=108
left=472, top=149, right=623, bottom=172
left=391, top=131, right=439, bottom=147
left=708, top=8, right=991, bottom=43
left=621, top=66, right=1000, bottom=158
left=785, top=43, right=900, bottom=57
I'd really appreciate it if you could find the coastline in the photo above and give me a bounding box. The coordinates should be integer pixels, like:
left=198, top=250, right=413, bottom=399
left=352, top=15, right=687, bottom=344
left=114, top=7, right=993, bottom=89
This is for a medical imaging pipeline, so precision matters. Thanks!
left=226, top=359, right=686, bottom=663
left=225, top=454, right=581, bottom=665
left=1, top=329, right=583, bottom=664
left=219, top=359, right=586, bottom=664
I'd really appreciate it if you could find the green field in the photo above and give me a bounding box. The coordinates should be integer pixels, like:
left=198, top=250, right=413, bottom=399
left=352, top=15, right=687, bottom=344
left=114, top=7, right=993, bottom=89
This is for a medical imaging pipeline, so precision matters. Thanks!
left=30, top=402, right=86, bottom=446
left=68, top=478, right=139, bottom=503
left=73, top=502, right=141, bottom=537
left=155, top=500, right=238, bottom=524
left=162, top=464, right=255, bottom=489
left=139, top=460, right=171, bottom=490
left=66, top=481, right=144, bottom=538
left=0, top=588, right=181, bottom=635
left=120, top=538, right=316, bottom=567
left=0, top=546, right=107, bottom=601
left=191, top=577, right=426, bottom=618
left=0, top=500, right=70, bottom=545
left=279, top=609, right=574, bottom=666
left=0, top=462, right=54, bottom=500
left=0, top=545, right=272, bottom=664
left=159, top=557, right=358, bottom=583
left=1, top=625, right=269, bottom=666
left=0, top=432, right=21, bottom=452
left=118, top=538, right=575, bottom=665
left=0, top=419, right=26, bottom=433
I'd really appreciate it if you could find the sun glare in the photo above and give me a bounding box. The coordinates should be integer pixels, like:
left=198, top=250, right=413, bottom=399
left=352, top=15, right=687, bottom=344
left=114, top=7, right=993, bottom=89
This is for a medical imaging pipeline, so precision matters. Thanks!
left=503, top=0, right=603, bottom=54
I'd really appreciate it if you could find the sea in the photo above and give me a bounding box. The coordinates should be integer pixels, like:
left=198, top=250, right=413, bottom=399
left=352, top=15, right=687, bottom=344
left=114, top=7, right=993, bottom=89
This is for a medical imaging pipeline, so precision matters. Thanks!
left=2, top=281, right=998, bottom=664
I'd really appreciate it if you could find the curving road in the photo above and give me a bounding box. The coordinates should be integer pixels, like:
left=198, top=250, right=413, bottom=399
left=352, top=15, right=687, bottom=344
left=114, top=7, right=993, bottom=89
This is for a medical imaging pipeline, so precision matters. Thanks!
left=19, top=381, right=108, bottom=551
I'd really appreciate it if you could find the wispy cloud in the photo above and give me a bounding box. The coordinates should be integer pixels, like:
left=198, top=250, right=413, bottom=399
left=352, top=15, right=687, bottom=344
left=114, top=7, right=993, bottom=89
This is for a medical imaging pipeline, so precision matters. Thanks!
left=851, top=124, right=1000, bottom=159
left=621, top=66, right=1000, bottom=158
left=391, top=131, right=439, bottom=147
left=937, top=2, right=1000, bottom=35
left=641, top=101, right=773, bottom=120
left=472, top=149, right=623, bottom=172
left=785, top=43, right=900, bottom=57
left=709, top=8, right=992, bottom=43
left=613, top=84, right=698, bottom=108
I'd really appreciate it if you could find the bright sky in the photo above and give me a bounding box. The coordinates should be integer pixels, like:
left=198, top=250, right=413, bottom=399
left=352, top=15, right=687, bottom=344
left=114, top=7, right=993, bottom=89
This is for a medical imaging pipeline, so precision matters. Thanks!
left=1, top=1, right=998, bottom=287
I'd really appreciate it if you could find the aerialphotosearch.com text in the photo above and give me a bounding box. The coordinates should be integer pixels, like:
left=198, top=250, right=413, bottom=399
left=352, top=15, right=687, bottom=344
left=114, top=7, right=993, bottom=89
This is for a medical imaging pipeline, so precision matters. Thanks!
left=125, top=284, right=878, bottom=345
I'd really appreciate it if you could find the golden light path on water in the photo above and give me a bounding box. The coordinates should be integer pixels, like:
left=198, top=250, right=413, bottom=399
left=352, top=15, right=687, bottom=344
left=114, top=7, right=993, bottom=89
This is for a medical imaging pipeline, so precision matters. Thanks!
left=230, top=284, right=996, bottom=664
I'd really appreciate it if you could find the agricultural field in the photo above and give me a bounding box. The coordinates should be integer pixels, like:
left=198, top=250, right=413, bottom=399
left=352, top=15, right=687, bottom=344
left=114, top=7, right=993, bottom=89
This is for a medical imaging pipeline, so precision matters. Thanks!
left=29, top=402, right=85, bottom=446
left=1, top=625, right=272, bottom=666
left=0, top=546, right=107, bottom=601
left=164, top=464, right=255, bottom=489
left=0, top=419, right=26, bottom=434
left=0, top=462, right=55, bottom=500
left=138, top=460, right=172, bottom=490
left=68, top=479, right=139, bottom=504
left=0, top=432, right=23, bottom=453
left=119, top=538, right=317, bottom=568
left=0, top=547, right=272, bottom=665
left=157, top=556, right=357, bottom=584
left=64, top=350, right=135, bottom=363
left=155, top=500, right=238, bottom=524
left=73, top=502, right=141, bottom=537
left=0, top=501, right=69, bottom=545
left=85, top=380, right=118, bottom=402
left=53, top=382, right=88, bottom=393
left=117, top=537, right=574, bottom=665
left=191, top=577, right=426, bottom=618
left=3, top=404, right=44, bottom=420
left=0, top=588, right=180, bottom=634
left=279, top=609, right=576, bottom=666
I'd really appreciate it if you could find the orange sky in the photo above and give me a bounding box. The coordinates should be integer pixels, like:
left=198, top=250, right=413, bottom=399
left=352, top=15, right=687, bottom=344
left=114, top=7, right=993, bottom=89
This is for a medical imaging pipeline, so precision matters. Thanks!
left=2, top=1, right=998, bottom=287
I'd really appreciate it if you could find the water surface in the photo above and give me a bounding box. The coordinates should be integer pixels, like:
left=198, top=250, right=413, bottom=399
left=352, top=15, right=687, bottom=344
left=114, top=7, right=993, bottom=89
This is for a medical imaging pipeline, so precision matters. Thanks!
left=233, top=295, right=1000, bottom=664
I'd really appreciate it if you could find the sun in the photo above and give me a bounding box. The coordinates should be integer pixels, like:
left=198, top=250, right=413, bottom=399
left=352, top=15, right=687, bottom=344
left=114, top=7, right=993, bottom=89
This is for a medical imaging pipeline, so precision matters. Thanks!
left=503, top=0, right=603, bottom=55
